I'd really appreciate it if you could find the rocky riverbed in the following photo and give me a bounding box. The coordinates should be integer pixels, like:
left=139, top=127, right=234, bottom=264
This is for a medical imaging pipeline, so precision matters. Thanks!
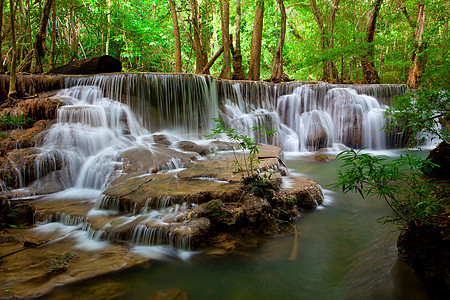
left=0, top=93, right=324, bottom=298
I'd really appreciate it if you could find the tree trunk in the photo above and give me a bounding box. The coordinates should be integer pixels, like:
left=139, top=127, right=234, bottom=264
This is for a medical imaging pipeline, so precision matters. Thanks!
left=49, top=0, right=57, bottom=69
left=326, top=0, right=340, bottom=81
left=189, top=0, right=207, bottom=74
left=361, top=0, right=383, bottom=84
left=202, top=46, right=224, bottom=74
left=8, top=0, right=17, bottom=99
left=270, top=0, right=287, bottom=82
left=29, top=0, right=55, bottom=73
left=105, top=0, right=111, bottom=55
left=407, top=4, right=426, bottom=88
left=0, top=0, right=4, bottom=73
left=248, top=0, right=264, bottom=81
left=219, top=0, right=232, bottom=79
left=310, top=0, right=340, bottom=82
left=232, top=0, right=245, bottom=79
left=70, top=0, right=77, bottom=59
left=169, top=0, right=182, bottom=73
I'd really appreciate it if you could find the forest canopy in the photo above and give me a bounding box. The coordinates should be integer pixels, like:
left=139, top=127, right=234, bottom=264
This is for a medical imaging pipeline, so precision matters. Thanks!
left=1, top=0, right=449, bottom=86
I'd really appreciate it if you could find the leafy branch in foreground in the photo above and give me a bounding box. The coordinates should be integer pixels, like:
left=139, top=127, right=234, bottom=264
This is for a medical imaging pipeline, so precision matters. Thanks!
left=204, top=117, right=278, bottom=195
left=330, top=149, right=447, bottom=225
left=385, top=88, right=450, bottom=145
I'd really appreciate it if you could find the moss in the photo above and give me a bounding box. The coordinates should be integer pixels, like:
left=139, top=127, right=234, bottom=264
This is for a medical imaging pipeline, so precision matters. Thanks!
left=44, top=252, right=79, bottom=275
left=314, top=154, right=329, bottom=162
left=0, top=234, right=23, bottom=244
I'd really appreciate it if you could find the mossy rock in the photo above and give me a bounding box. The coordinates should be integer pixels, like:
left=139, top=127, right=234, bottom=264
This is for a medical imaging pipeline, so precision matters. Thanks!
left=314, top=154, right=329, bottom=162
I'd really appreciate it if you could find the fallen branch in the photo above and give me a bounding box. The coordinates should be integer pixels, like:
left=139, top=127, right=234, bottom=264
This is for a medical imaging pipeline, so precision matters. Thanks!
left=201, top=46, right=224, bottom=74
left=287, top=222, right=299, bottom=261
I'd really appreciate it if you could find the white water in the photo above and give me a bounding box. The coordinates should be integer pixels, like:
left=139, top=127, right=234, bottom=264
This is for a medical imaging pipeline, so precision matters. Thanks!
left=12, top=76, right=409, bottom=255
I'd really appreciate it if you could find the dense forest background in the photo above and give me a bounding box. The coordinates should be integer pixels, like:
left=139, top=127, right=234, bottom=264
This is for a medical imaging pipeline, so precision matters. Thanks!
left=1, top=0, right=449, bottom=87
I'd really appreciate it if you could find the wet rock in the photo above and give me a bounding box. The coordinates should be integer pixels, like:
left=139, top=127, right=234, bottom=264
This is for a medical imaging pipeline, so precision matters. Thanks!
left=10, top=97, right=63, bottom=122
left=305, top=112, right=329, bottom=151
left=198, top=199, right=240, bottom=229
left=153, top=134, right=174, bottom=146
left=314, top=154, right=329, bottom=162
left=0, top=234, right=23, bottom=244
left=0, top=198, right=35, bottom=226
left=423, top=142, right=450, bottom=179
left=277, top=177, right=323, bottom=208
left=397, top=218, right=450, bottom=294
left=44, top=252, right=79, bottom=275
left=0, top=148, right=64, bottom=188
left=148, top=288, right=188, bottom=300
left=176, top=141, right=208, bottom=155
left=118, top=146, right=192, bottom=175
left=242, top=195, right=273, bottom=228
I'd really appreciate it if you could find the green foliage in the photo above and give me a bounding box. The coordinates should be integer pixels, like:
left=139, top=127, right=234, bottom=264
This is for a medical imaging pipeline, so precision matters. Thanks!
left=204, top=117, right=277, bottom=194
left=331, top=149, right=447, bottom=225
left=0, top=111, right=35, bottom=131
left=385, top=89, right=450, bottom=145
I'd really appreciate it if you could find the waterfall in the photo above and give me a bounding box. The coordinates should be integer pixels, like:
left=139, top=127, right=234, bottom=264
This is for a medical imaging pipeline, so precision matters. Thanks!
left=37, top=85, right=151, bottom=190
left=64, top=73, right=219, bottom=137
left=58, top=75, right=408, bottom=153
left=18, top=74, right=408, bottom=254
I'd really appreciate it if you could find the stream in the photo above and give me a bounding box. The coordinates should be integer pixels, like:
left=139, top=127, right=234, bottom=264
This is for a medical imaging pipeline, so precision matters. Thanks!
left=43, top=152, right=432, bottom=300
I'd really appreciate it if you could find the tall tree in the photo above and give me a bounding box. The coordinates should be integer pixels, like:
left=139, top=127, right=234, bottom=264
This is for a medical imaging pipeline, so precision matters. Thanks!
left=361, top=0, right=383, bottom=84
left=310, top=0, right=341, bottom=82
left=9, top=0, right=17, bottom=99
left=29, top=0, right=55, bottom=73
left=0, top=0, right=4, bottom=73
left=105, top=0, right=112, bottom=55
left=270, top=0, right=287, bottom=82
left=407, top=3, right=426, bottom=87
left=232, top=0, right=244, bottom=79
left=248, top=0, right=264, bottom=81
left=394, top=0, right=427, bottom=87
left=169, top=0, right=182, bottom=73
left=219, top=0, right=231, bottom=79
left=49, top=0, right=57, bottom=69
left=189, top=0, right=208, bottom=73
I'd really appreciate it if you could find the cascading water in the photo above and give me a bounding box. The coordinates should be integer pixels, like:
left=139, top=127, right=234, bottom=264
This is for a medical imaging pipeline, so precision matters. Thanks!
left=37, top=85, right=147, bottom=190
left=18, top=74, right=407, bottom=255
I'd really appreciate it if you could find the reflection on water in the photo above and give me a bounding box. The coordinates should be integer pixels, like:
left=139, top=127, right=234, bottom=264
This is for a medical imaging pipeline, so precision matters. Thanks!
left=44, top=156, right=432, bottom=300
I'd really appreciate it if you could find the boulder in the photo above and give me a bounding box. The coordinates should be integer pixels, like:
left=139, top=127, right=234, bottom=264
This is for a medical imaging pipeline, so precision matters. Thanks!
left=397, top=217, right=450, bottom=294
left=47, top=55, right=122, bottom=75
left=0, top=148, right=64, bottom=188
left=423, top=142, right=450, bottom=179
left=176, top=141, right=208, bottom=155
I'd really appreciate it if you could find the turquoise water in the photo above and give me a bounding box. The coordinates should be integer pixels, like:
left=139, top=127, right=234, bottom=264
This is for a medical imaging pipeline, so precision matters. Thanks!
left=44, top=155, right=432, bottom=300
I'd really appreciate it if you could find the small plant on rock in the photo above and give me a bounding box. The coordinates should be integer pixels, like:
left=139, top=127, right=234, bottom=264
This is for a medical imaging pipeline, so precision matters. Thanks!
left=204, top=117, right=278, bottom=196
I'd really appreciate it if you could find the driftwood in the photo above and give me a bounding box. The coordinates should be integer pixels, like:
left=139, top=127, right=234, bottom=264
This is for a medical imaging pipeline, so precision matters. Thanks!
left=47, top=55, right=122, bottom=75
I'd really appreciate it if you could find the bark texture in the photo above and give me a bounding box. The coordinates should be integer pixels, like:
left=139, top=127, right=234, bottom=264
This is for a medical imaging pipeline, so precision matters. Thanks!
left=8, top=0, right=17, bottom=99
left=248, top=0, right=264, bottom=81
left=270, top=0, right=287, bottom=82
left=30, top=0, right=55, bottom=73
left=0, top=0, right=4, bottom=73
left=219, top=0, right=232, bottom=79
left=361, top=0, right=383, bottom=84
left=232, top=0, right=245, bottom=79
left=407, top=4, right=426, bottom=88
left=310, top=0, right=340, bottom=82
left=169, top=0, right=182, bottom=73
left=189, top=0, right=207, bottom=74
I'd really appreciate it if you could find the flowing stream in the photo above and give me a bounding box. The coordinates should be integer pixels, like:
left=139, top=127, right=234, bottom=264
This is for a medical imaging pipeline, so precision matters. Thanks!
left=43, top=152, right=432, bottom=300
left=7, top=74, right=433, bottom=298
